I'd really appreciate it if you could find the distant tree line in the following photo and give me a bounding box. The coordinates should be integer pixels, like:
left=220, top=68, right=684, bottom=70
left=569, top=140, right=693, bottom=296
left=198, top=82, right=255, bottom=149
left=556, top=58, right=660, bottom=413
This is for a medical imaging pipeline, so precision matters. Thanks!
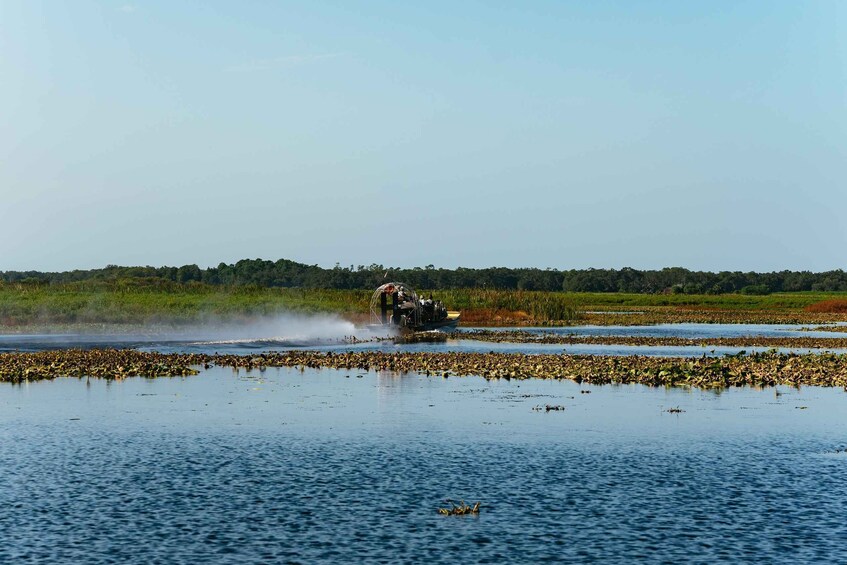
left=3, top=259, right=847, bottom=294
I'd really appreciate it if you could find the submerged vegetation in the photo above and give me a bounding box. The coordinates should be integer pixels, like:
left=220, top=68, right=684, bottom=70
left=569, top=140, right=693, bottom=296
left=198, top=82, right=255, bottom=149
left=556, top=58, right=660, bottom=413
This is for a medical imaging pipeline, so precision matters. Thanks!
left=4, top=349, right=847, bottom=389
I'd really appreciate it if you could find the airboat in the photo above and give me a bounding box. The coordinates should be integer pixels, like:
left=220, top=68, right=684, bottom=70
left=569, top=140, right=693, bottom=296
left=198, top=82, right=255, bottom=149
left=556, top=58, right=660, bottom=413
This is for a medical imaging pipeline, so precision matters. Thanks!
left=369, top=282, right=461, bottom=333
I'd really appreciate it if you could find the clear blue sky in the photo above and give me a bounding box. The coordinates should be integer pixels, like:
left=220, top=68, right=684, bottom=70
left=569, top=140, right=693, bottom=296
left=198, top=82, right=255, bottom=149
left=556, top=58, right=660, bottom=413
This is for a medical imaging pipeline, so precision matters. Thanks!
left=2, top=1, right=844, bottom=272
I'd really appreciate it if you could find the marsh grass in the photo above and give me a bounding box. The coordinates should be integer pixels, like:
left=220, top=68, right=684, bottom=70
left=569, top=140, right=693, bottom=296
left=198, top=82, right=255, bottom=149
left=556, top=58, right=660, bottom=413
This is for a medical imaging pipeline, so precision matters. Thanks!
left=0, top=283, right=370, bottom=327
left=805, top=299, right=847, bottom=313
left=426, top=289, right=581, bottom=323
left=1, top=282, right=846, bottom=329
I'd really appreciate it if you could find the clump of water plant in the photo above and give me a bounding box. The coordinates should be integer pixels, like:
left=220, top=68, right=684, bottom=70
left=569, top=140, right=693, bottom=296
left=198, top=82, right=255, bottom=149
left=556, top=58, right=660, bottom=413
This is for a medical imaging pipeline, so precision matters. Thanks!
left=394, top=331, right=448, bottom=344
left=438, top=500, right=481, bottom=516
left=211, top=349, right=847, bottom=389
left=0, top=349, right=204, bottom=383
left=532, top=404, right=565, bottom=412
left=7, top=348, right=847, bottom=390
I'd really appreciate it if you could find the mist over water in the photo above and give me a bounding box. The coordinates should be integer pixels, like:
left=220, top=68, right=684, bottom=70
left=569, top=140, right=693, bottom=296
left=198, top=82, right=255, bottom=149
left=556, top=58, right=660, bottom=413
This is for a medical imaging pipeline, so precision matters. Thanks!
left=183, top=313, right=362, bottom=345
left=0, top=312, right=393, bottom=353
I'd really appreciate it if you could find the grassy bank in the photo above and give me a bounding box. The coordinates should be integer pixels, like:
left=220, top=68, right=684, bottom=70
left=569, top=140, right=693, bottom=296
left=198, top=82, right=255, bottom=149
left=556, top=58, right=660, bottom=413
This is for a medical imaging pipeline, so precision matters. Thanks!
left=2, top=281, right=847, bottom=330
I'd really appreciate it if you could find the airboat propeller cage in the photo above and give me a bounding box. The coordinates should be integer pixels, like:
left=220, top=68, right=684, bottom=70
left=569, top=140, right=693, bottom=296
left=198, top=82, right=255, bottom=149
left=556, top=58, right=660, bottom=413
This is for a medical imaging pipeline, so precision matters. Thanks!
left=370, top=282, right=421, bottom=328
left=369, top=282, right=460, bottom=332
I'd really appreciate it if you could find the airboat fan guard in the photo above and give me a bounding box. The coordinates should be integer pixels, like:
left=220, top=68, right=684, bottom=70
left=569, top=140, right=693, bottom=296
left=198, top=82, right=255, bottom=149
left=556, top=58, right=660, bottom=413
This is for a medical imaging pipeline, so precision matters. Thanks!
left=369, top=282, right=420, bottom=328
left=368, top=282, right=460, bottom=333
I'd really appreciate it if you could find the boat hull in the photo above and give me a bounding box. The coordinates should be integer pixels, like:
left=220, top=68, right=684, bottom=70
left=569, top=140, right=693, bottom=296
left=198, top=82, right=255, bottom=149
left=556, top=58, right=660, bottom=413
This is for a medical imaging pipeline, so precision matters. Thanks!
left=415, top=312, right=461, bottom=333
left=367, top=312, right=461, bottom=334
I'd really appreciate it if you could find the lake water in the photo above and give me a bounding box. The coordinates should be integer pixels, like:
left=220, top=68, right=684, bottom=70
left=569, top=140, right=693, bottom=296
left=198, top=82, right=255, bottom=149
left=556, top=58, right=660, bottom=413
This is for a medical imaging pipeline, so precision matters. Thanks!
left=3, top=324, right=847, bottom=562
left=3, top=323, right=847, bottom=357
left=3, top=364, right=847, bottom=563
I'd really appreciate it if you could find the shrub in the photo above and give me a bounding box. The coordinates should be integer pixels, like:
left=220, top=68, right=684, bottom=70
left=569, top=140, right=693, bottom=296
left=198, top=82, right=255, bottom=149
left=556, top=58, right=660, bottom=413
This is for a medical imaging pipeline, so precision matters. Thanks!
left=741, top=285, right=771, bottom=296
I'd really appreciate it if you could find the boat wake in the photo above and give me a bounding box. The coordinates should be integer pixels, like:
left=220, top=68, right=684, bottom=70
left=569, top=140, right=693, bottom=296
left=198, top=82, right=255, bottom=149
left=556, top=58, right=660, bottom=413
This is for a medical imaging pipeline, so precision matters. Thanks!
left=186, top=336, right=356, bottom=348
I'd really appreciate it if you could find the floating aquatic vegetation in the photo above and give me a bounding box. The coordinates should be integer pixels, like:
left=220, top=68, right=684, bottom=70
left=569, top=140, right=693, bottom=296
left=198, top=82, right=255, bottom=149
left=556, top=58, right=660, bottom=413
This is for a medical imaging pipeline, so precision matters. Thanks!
left=438, top=500, right=481, bottom=516
left=207, top=349, right=847, bottom=389
left=394, top=331, right=448, bottom=344
left=0, top=349, right=203, bottom=383
left=532, top=404, right=565, bottom=412
left=805, top=325, right=847, bottom=334
left=461, top=330, right=847, bottom=350
left=4, top=348, right=847, bottom=389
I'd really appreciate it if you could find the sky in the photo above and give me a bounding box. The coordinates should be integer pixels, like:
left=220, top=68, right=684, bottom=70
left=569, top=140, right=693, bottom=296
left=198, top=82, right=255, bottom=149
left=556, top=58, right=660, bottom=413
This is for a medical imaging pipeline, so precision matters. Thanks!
left=1, top=1, right=845, bottom=272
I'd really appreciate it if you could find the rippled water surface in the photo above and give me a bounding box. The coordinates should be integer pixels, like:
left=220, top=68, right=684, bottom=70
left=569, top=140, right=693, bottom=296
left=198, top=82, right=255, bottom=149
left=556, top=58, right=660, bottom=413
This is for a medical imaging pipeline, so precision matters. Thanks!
left=3, top=365, right=847, bottom=563
left=3, top=325, right=847, bottom=562
left=3, top=322, right=847, bottom=356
